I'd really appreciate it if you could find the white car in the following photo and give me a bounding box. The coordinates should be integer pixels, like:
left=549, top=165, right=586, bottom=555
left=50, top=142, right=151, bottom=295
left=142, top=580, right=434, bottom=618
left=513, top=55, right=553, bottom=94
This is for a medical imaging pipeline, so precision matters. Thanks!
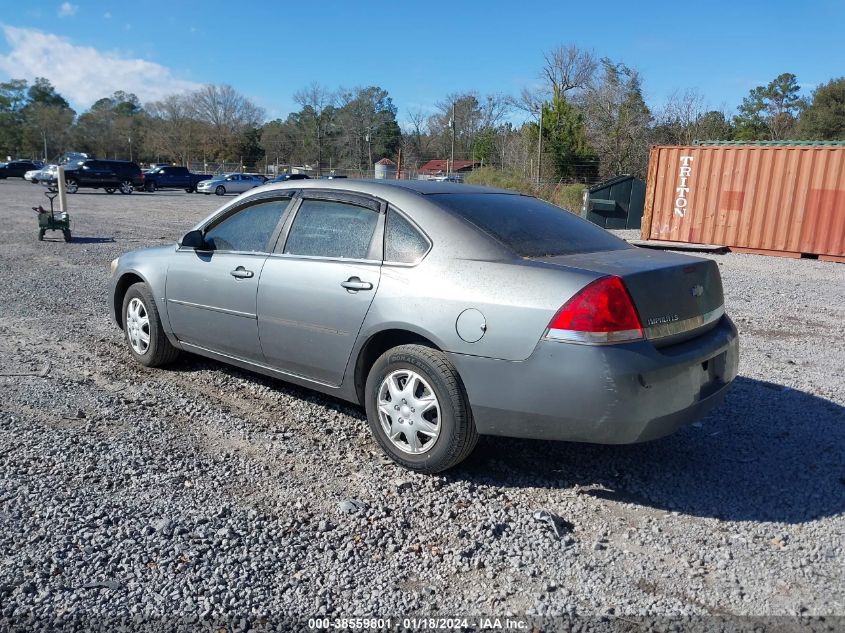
left=196, top=173, right=265, bottom=196
left=29, top=164, right=58, bottom=185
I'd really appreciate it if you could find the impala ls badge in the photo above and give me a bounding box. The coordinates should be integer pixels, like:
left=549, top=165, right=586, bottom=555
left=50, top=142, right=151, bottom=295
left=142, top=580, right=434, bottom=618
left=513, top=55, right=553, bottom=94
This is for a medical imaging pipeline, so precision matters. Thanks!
left=647, top=314, right=679, bottom=326
left=691, top=284, right=704, bottom=297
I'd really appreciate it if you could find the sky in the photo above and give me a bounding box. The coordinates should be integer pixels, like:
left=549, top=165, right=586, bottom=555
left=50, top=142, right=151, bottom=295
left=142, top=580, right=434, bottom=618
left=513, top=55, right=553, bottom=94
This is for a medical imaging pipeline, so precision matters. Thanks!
left=0, top=0, right=843, bottom=125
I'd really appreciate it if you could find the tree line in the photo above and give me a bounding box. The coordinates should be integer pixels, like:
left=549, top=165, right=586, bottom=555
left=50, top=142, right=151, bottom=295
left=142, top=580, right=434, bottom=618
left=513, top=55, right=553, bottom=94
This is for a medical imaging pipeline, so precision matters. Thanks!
left=1, top=44, right=843, bottom=183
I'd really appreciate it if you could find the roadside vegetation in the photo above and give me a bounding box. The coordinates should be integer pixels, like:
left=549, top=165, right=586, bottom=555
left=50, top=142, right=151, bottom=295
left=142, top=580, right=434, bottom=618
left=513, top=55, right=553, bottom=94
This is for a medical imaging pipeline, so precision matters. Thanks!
left=465, top=167, right=586, bottom=212
left=1, top=44, right=842, bottom=183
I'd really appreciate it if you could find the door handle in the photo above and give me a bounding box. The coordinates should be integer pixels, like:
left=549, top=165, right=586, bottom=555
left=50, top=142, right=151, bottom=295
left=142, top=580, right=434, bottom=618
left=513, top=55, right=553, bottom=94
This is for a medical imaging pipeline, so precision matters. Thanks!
left=340, top=276, right=373, bottom=291
left=230, top=266, right=254, bottom=279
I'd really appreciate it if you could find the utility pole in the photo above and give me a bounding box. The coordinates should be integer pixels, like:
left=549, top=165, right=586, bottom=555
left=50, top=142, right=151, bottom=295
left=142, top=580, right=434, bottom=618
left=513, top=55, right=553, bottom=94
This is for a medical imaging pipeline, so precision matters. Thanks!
left=449, top=102, right=456, bottom=177
left=366, top=129, right=372, bottom=176
left=537, top=106, right=543, bottom=185
left=128, top=136, right=133, bottom=162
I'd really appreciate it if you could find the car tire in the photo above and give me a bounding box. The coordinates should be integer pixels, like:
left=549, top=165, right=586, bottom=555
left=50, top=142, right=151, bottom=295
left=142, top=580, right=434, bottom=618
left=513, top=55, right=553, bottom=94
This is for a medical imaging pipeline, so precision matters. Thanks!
left=364, top=344, right=478, bottom=473
left=145, top=181, right=156, bottom=193
left=185, top=187, right=194, bottom=193
left=65, top=178, right=78, bottom=194
left=215, top=185, right=225, bottom=196
left=119, top=180, right=134, bottom=194
left=104, top=187, right=115, bottom=194
left=122, top=282, right=180, bottom=368
left=38, top=229, right=45, bottom=241
left=63, top=229, right=71, bottom=243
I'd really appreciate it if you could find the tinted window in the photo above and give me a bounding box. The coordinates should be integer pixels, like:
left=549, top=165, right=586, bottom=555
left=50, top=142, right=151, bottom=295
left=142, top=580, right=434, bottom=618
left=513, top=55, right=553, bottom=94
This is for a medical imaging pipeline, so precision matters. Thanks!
left=284, top=199, right=378, bottom=259
left=385, top=208, right=430, bottom=263
left=429, top=193, right=629, bottom=257
left=204, top=197, right=290, bottom=252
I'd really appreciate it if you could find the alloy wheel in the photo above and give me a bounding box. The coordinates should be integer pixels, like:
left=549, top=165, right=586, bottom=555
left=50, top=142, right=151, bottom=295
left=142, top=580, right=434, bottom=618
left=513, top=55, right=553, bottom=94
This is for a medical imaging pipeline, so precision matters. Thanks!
left=126, top=297, right=151, bottom=355
left=377, top=369, right=441, bottom=454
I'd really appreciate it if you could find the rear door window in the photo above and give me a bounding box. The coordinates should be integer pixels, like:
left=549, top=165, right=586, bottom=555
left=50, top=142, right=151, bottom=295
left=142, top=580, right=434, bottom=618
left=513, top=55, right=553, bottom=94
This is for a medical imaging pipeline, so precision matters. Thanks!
left=384, top=207, right=430, bottom=264
left=283, top=198, right=379, bottom=260
left=429, top=193, right=629, bottom=257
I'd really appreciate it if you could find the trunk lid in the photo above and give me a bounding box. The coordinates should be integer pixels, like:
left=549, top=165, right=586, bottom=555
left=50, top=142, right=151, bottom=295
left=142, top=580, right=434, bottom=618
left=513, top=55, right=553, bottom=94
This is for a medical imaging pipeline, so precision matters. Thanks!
left=535, top=248, right=725, bottom=346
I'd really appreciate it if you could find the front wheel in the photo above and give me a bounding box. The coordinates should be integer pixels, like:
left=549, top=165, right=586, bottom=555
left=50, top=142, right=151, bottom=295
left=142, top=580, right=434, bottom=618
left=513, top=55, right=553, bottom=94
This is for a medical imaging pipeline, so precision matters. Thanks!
left=62, top=229, right=71, bottom=242
left=215, top=185, right=226, bottom=196
left=122, top=282, right=180, bottom=367
left=104, top=187, right=115, bottom=194
left=145, top=181, right=156, bottom=193
left=185, top=186, right=194, bottom=193
left=65, top=178, right=78, bottom=194
left=119, top=180, right=134, bottom=194
left=364, top=344, right=478, bottom=473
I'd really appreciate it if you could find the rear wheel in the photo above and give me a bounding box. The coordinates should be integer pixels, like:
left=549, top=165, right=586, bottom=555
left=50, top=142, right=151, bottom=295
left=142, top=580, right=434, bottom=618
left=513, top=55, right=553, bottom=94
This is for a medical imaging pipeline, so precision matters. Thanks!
left=185, top=186, right=194, bottom=193
left=119, top=180, right=134, bottom=194
left=121, top=282, right=180, bottom=367
left=104, top=187, right=115, bottom=194
left=364, top=344, right=478, bottom=473
left=65, top=178, right=78, bottom=194
left=62, top=229, right=71, bottom=243
left=215, top=185, right=226, bottom=196
left=145, top=181, right=156, bottom=192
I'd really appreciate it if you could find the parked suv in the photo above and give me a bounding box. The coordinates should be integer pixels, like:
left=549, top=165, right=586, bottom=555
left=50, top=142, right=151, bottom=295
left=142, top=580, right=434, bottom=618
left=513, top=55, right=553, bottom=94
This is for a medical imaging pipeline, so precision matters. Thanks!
left=0, top=159, right=44, bottom=179
left=62, top=159, right=145, bottom=194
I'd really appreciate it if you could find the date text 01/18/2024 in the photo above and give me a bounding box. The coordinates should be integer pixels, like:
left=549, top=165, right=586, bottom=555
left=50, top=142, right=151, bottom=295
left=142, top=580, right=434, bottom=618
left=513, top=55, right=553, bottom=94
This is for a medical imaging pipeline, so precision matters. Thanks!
left=308, top=617, right=529, bottom=630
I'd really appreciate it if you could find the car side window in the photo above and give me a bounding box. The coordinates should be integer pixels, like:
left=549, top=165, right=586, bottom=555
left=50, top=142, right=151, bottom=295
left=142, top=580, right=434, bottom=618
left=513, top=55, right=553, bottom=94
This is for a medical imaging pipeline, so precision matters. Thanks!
left=384, top=207, right=431, bottom=264
left=204, top=197, right=291, bottom=253
left=283, top=199, right=379, bottom=260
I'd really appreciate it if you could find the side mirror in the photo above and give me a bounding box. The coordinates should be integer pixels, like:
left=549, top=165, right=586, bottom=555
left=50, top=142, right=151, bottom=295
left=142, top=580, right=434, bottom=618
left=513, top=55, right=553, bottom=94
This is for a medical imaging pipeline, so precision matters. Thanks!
left=180, top=229, right=206, bottom=249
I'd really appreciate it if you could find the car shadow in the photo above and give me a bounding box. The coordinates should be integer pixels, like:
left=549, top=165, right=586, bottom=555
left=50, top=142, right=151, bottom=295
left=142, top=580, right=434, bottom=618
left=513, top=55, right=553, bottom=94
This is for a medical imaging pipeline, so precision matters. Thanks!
left=166, top=357, right=844, bottom=524
left=451, top=377, right=845, bottom=524
left=70, top=236, right=115, bottom=243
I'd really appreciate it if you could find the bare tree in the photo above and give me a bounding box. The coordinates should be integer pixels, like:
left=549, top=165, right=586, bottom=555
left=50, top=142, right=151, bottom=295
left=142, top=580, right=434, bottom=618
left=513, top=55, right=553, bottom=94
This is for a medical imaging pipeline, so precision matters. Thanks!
left=542, top=44, right=598, bottom=99
left=655, top=88, right=708, bottom=145
left=512, top=44, right=596, bottom=121
left=580, top=59, right=652, bottom=178
left=191, top=84, right=264, bottom=161
left=293, top=83, right=336, bottom=174
left=145, top=94, right=205, bottom=165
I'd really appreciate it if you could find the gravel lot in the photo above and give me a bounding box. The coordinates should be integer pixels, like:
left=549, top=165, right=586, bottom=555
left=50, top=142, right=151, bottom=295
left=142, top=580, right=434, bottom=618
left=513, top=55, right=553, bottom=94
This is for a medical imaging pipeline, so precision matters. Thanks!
left=0, top=179, right=843, bottom=630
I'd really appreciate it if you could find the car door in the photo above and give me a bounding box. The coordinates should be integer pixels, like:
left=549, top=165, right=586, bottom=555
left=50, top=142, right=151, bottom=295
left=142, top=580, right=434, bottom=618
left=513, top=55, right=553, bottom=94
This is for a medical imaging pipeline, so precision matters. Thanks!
left=238, top=175, right=257, bottom=193
left=79, top=161, right=105, bottom=185
left=156, top=167, right=172, bottom=187
left=165, top=193, right=293, bottom=362
left=257, top=193, right=384, bottom=386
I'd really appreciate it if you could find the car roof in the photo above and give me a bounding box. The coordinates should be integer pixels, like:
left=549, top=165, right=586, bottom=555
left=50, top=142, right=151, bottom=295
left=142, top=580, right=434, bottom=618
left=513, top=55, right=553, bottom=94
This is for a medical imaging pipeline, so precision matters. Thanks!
left=253, top=178, right=521, bottom=197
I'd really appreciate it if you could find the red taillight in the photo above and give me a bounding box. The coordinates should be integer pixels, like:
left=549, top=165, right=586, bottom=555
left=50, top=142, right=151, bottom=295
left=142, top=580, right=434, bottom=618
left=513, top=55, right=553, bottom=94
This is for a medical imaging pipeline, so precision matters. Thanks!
left=546, top=276, right=643, bottom=344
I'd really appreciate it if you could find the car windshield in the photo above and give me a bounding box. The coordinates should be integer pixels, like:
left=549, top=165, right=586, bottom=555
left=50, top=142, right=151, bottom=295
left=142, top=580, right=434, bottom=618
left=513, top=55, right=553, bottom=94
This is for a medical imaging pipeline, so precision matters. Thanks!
left=429, top=193, right=630, bottom=258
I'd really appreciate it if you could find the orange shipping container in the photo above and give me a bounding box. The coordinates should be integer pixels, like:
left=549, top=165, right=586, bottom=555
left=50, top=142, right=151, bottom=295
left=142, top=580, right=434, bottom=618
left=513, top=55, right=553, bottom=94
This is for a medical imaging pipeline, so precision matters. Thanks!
left=642, top=144, right=845, bottom=261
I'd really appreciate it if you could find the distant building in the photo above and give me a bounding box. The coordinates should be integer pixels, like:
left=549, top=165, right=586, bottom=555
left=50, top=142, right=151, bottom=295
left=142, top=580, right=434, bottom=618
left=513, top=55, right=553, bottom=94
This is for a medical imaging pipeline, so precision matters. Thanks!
left=417, top=159, right=479, bottom=180
left=374, top=158, right=396, bottom=179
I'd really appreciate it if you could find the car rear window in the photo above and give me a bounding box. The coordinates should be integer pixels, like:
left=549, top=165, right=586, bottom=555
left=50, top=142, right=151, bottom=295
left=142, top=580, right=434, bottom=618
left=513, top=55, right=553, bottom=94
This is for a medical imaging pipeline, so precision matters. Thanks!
left=429, top=193, right=629, bottom=257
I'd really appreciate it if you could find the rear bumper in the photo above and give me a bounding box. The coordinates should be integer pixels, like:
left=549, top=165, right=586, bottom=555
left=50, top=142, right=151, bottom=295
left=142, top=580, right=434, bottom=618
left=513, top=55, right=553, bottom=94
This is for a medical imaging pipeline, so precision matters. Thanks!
left=448, top=315, right=739, bottom=444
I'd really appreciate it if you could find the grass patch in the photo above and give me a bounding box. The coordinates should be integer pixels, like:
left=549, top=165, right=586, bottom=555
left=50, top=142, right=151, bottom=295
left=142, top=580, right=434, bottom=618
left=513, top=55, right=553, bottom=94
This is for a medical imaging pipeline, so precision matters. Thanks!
left=465, top=168, right=586, bottom=213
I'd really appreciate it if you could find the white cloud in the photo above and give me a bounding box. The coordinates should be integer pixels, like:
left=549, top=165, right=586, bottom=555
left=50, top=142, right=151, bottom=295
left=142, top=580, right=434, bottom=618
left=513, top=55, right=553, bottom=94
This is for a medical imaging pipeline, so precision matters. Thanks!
left=0, top=26, right=202, bottom=108
left=103, top=12, right=112, bottom=19
left=58, top=2, right=78, bottom=17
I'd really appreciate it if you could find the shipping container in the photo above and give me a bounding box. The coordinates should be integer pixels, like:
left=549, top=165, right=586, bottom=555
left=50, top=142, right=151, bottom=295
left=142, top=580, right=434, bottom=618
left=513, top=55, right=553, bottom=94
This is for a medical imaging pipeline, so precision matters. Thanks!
left=642, top=144, right=845, bottom=262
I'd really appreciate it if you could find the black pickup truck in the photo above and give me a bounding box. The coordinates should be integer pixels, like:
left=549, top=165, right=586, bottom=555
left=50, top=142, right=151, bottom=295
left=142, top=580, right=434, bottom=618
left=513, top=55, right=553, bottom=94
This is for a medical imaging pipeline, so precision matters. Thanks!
left=142, top=166, right=213, bottom=193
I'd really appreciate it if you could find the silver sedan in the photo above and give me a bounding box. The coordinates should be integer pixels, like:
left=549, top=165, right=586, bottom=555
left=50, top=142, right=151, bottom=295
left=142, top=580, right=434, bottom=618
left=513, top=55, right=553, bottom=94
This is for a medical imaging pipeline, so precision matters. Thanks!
left=196, top=173, right=264, bottom=196
left=109, top=180, right=738, bottom=472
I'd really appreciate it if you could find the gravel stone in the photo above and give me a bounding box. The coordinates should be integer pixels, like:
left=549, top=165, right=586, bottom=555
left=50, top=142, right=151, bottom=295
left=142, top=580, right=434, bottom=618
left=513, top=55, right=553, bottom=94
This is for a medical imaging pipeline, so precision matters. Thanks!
left=0, top=182, right=842, bottom=627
